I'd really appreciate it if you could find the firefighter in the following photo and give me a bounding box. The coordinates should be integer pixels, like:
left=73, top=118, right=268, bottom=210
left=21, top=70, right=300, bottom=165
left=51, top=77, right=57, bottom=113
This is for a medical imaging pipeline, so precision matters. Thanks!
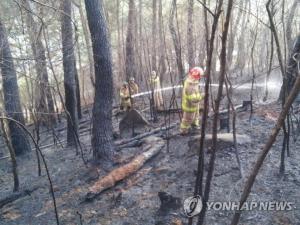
left=129, top=77, right=139, bottom=95
left=180, top=67, right=204, bottom=135
left=149, top=71, right=164, bottom=111
left=120, top=82, right=131, bottom=111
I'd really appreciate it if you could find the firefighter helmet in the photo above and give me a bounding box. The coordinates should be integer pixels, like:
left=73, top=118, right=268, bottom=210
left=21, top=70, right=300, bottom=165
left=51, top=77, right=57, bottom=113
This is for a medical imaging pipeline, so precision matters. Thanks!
left=189, top=67, right=204, bottom=80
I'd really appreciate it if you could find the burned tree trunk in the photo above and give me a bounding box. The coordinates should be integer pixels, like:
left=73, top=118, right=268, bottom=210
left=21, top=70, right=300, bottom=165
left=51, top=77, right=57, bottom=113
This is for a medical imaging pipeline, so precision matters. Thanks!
left=187, top=0, right=195, bottom=68
left=158, top=0, right=166, bottom=81
left=125, top=0, right=137, bottom=80
left=198, top=0, right=233, bottom=223
left=78, top=0, right=95, bottom=87
left=188, top=1, right=223, bottom=224
left=61, top=0, right=79, bottom=146
left=227, top=0, right=244, bottom=68
left=169, top=0, right=184, bottom=80
left=74, top=60, right=82, bottom=119
left=22, top=0, right=55, bottom=125
left=286, top=35, right=300, bottom=93
left=84, top=0, right=114, bottom=162
left=0, top=20, right=31, bottom=156
left=286, top=0, right=299, bottom=54
left=151, top=0, right=157, bottom=71
left=0, top=118, right=19, bottom=192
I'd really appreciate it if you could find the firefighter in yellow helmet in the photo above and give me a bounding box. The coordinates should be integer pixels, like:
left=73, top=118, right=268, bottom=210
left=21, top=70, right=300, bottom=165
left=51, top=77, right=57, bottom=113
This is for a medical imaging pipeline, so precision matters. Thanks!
left=129, top=77, right=139, bottom=95
left=120, top=81, right=131, bottom=111
left=149, top=71, right=164, bottom=111
left=180, top=67, right=204, bottom=135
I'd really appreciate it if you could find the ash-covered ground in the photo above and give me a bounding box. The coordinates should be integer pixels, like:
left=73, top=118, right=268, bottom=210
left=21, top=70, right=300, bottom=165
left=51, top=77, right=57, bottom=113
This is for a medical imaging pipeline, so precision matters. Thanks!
left=1, top=101, right=300, bottom=225
left=1, top=73, right=300, bottom=225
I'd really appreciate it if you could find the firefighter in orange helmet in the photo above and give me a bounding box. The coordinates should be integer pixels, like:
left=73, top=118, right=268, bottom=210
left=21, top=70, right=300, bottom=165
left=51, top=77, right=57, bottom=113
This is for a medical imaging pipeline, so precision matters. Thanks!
left=180, top=67, right=205, bottom=135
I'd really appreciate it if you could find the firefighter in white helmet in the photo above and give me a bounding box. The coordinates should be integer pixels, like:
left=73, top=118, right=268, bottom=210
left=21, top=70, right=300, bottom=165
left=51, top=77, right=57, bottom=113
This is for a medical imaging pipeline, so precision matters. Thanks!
left=149, top=71, right=164, bottom=111
left=180, top=67, right=205, bottom=135
left=129, top=77, right=139, bottom=95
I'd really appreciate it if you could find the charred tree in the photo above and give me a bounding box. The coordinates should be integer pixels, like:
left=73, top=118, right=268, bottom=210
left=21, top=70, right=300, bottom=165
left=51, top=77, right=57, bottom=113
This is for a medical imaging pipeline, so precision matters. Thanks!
left=61, top=0, right=79, bottom=146
left=22, top=0, right=55, bottom=125
left=169, top=0, right=184, bottom=80
left=78, top=0, right=95, bottom=87
left=158, top=0, right=166, bottom=81
left=198, top=0, right=233, bottom=223
left=286, top=0, right=299, bottom=54
left=0, top=20, right=31, bottom=156
left=227, top=0, right=244, bottom=68
left=84, top=0, right=114, bottom=162
left=151, top=0, right=157, bottom=71
left=187, top=0, right=195, bottom=68
left=74, top=60, right=82, bottom=119
left=125, top=0, right=137, bottom=80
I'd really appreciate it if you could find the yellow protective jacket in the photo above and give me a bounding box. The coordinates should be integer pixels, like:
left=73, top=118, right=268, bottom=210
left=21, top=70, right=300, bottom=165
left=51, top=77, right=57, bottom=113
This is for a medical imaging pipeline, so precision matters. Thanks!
left=182, top=77, right=203, bottom=113
left=129, top=82, right=139, bottom=95
left=120, top=86, right=130, bottom=103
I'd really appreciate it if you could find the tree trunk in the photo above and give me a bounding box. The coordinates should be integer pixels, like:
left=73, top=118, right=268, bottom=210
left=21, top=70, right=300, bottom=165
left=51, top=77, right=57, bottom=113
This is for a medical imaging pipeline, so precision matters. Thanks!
left=22, top=0, right=55, bottom=125
left=198, top=0, right=233, bottom=223
left=151, top=0, right=157, bottom=71
left=78, top=0, right=95, bottom=87
left=74, top=60, right=82, bottom=119
left=227, top=0, right=244, bottom=68
left=125, top=0, right=137, bottom=80
left=234, top=0, right=249, bottom=71
left=116, top=0, right=124, bottom=84
left=187, top=0, right=195, bottom=68
left=61, top=0, right=79, bottom=146
left=286, top=0, right=299, bottom=54
left=169, top=0, right=184, bottom=80
left=158, top=0, right=166, bottom=82
left=286, top=35, right=300, bottom=92
left=0, top=20, right=31, bottom=156
left=84, top=0, right=114, bottom=162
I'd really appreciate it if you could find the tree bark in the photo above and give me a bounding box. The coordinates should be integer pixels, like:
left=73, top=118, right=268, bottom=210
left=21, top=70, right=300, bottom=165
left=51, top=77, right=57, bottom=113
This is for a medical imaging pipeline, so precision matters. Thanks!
left=74, top=60, right=82, bottom=119
left=169, top=0, right=184, bottom=80
left=227, top=0, right=244, bottom=68
left=0, top=20, right=31, bottom=156
left=61, top=0, right=79, bottom=146
left=0, top=118, right=19, bottom=192
left=78, top=0, right=95, bottom=87
left=286, top=0, right=299, bottom=54
left=158, top=0, right=166, bottom=81
left=22, top=0, right=55, bottom=125
left=151, top=0, right=157, bottom=71
left=84, top=0, right=114, bottom=162
left=125, top=0, right=137, bottom=80
left=187, top=0, right=195, bottom=68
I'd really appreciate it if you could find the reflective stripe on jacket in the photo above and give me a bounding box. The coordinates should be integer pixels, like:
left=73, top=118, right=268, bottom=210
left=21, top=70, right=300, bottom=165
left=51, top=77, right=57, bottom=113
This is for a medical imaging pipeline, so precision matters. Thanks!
left=182, top=77, right=203, bottom=113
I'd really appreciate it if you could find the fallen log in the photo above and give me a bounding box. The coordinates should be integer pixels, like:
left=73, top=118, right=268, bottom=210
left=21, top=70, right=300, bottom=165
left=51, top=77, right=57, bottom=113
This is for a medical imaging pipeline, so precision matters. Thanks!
left=0, top=186, right=41, bottom=208
left=116, top=122, right=177, bottom=147
left=85, top=136, right=165, bottom=201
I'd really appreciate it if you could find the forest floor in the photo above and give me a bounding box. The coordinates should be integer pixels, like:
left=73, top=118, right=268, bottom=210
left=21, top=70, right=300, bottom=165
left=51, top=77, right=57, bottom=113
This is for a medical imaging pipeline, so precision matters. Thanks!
left=1, top=86, right=300, bottom=225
